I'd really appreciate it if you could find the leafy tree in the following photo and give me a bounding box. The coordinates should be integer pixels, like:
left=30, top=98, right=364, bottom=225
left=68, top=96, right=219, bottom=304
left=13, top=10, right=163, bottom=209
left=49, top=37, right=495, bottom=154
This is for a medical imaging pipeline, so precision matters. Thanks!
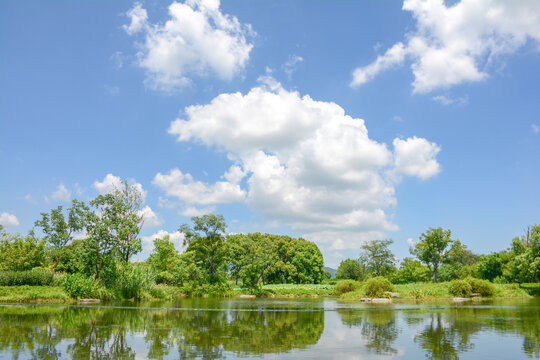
left=88, top=181, right=144, bottom=262
left=476, top=253, right=503, bottom=281
left=503, top=225, right=540, bottom=283
left=292, top=238, right=325, bottom=284
left=359, top=239, right=396, bottom=277
left=0, top=230, right=45, bottom=271
left=335, top=259, right=365, bottom=280
left=179, top=214, right=228, bottom=283
left=410, top=227, right=462, bottom=283
left=148, top=235, right=182, bottom=284
left=265, top=235, right=298, bottom=284
left=392, top=257, right=430, bottom=284
left=34, top=199, right=88, bottom=271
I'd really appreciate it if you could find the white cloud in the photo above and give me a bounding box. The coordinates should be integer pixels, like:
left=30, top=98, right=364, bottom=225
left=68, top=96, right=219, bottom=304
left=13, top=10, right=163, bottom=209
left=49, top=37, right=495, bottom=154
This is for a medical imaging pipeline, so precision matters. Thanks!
left=51, top=184, right=71, bottom=202
left=283, top=54, right=303, bottom=79
left=407, top=237, right=416, bottom=247
left=432, top=95, right=468, bottom=106
left=351, top=42, right=407, bottom=87
left=0, top=212, right=20, bottom=227
left=93, top=174, right=147, bottom=201
left=139, top=206, right=164, bottom=227
left=532, top=123, right=540, bottom=134
left=393, top=136, right=441, bottom=180
left=24, top=194, right=37, bottom=204
left=352, top=0, right=540, bottom=93
left=153, top=167, right=246, bottom=205
left=124, top=0, right=254, bottom=92
left=141, top=230, right=185, bottom=250
left=164, top=79, right=440, bottom=250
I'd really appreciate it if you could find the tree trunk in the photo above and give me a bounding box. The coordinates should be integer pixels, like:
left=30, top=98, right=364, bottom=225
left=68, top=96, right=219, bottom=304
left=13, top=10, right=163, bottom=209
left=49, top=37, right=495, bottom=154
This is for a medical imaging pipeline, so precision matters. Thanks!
left=431, top=266, right=438, bottom=283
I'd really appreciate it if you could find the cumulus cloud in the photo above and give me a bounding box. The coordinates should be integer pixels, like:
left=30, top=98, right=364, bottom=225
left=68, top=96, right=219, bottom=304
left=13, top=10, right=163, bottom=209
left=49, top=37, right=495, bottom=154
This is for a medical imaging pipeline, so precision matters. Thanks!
left=283, top=54, right=304, bottom=79
left=532, top=123, right=540, bottom=134
left=139, top=206, right=164, bottom=227
left=351, top=0, right=540, bottom=93
left=93, top=174, right=147, bottom=201
left=141, top=230, right=185, bottom=250
left=51, top=184, right=71, bottom=202
left=163, top=79, right=440, bottom=250
left=393, top=136, right=441, bottom=180
left=0, top=212, right=20, bottom=227
left=124, top=0, right=254, bottom=92
left=431, top=95, right=468, bottom=106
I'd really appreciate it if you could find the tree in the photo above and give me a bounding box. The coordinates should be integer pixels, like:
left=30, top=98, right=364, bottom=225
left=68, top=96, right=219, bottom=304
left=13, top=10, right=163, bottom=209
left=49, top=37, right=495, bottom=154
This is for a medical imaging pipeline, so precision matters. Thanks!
left=410, top=227, right=462, bottom=283
left=34, top=199, right=88, bottom=271
left=88, top=181, right=144, bottom=263
left=392, top=257, right=430, bottom=284
left=359, top=239, right=396, bottom=277
left=179, top=214, right=228, bottom=283
left=335, top=259, right=365, bottom=280
left=0, top=230, right=45, bottom=271
left=476, top=253, right=503, bottom=282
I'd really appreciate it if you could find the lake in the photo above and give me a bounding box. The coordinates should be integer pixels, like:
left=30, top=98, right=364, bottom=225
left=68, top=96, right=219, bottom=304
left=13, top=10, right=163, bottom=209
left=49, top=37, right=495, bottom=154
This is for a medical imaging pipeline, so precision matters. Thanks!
left=0, top=298, right=538, bottom=359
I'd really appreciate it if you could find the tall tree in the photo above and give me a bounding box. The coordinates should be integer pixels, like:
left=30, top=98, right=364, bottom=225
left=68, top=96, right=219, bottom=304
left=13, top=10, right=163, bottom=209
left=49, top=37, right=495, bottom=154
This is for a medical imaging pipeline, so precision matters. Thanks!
left=34, top=199, right=88, bottom=270
left=88, top=181, right=144, bottom=263
left=410, top=227, right=462, bottom=283
left=179, top=214, right=228, bottom=283
left=335, top=259, right=365, bottom=280
left=359, top=239, right=396, bottom=277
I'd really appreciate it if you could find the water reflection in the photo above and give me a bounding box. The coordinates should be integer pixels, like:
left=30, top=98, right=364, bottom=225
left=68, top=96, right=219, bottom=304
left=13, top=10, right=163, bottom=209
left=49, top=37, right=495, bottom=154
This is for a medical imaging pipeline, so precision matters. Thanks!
left=0, top=305, right=324, bottom=359
left=0, top=299, right=539, bottom=359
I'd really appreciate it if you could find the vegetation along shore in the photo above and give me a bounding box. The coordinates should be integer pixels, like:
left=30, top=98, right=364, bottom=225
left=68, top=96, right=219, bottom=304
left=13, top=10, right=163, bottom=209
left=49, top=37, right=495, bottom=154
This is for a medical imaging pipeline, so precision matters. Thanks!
left=0, top=180, right=538, bottom=303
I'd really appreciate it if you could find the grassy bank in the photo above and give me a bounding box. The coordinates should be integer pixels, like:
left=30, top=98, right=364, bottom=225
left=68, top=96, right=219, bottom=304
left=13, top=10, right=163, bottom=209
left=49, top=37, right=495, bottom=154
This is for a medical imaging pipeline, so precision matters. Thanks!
left=340, top=282, right=535, bottom=301
left=0, top=282, right=537, bottom=303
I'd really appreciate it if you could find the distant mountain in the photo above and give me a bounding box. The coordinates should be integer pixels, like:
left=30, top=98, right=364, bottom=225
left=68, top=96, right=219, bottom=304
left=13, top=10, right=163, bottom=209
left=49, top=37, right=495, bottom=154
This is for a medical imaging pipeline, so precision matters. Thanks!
left=324, top=267, right=337, bottom=278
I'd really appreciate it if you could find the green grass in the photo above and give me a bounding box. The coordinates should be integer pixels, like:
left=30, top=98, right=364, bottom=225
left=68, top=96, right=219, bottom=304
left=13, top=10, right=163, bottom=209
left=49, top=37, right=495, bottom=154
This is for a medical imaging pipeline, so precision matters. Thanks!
left=0, top=286, right=70, bottom=303
left=258, top=283, right=335, bottom=297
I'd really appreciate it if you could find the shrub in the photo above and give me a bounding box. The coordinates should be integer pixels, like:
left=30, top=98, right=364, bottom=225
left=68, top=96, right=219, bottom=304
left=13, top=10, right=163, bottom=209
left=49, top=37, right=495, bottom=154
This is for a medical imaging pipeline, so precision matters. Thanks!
left=334, top=280, right=360, bottom=294
left=114, top=263, right=156, bottom=300
left=465, top=277, right=494, bottom=296
left=62, top=273, right=94, bottom=298
left=0, top=268, right=54, bottom=286
left=364, top=276, right=394, bottom=298
left=449, top=279, right=472, bottom=297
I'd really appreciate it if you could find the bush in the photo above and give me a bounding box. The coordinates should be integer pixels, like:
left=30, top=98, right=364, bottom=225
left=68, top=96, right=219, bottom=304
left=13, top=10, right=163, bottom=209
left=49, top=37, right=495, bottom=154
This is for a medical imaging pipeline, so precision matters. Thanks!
left=449, top=279, right=472, bottom=297
left=62, top=273, right=94, bottom=299
left=334, top=280, right=360, bottom=294
left=114, top=263, right=155, bottom=300
left=364, top=276, right=393, bottom=297
left=0, top=268, right=54, bottom=286
left=465, top=277, right=494, bottom=296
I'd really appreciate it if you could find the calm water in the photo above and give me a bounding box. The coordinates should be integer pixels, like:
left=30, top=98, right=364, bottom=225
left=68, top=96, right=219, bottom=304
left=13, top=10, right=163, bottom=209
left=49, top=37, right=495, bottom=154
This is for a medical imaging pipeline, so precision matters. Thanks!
left=0, top=298, right=539, bottom=359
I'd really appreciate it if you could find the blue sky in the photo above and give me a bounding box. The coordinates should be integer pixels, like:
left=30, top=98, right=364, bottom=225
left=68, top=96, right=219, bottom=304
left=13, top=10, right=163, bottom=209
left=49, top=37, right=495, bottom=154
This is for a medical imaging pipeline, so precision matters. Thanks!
left=1, top=0, right=539, bottom=267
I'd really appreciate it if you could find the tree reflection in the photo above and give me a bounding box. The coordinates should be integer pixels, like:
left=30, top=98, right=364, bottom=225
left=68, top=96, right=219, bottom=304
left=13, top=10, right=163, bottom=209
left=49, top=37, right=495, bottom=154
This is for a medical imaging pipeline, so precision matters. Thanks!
left=338, top=310, right=399, bottom=355
left=0, top=305, right=324, bottom=359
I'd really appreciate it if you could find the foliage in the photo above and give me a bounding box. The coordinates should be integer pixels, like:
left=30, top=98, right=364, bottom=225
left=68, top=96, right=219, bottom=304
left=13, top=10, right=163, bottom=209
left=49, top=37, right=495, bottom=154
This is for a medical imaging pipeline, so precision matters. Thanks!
left=0, top=231, right=45, bottom=271
left=148, top=235, right=183, bottom=285
left=114, top=263, right=156, bottom=299
left=259, top=283, right=334, bottom=296
left=476, top=253, right=504, bottom=281
left=335, top=259, right=365, bottom=280
left=364, top=276, right=394, bottom=298
left=359, top=239, right=396, bottom=277
left=62, top=273, right=94, bottom=299
left=180, top=214, right=229, bottom=284
left=392, top=257, right=430, bottom=284
left=465, top=277, right=494, bottom=296
left=34, top=200, right=87, bottom=270
left=334, top=279, right=360, bottom=294
left=0, top=268, right=54, bottom=286
left=411, top=227, right=463, bottom=283
left=87, top=181, right=144, bottom=264
left=448, top=279, right=472, bottom=297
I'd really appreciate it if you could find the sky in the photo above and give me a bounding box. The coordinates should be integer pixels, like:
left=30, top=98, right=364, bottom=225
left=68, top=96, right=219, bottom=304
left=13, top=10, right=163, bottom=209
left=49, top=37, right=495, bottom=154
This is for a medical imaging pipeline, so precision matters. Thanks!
left=1, top=0, right=539, bottom=268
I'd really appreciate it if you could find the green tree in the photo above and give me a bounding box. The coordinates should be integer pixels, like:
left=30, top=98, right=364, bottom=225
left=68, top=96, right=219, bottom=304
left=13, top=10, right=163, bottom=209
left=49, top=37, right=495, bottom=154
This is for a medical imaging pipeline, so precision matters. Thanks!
left=359, top=239, right=396, bottom=277
left=34, top=199, right=88, bottom=271
left=179, top=214, right=228, bottom=284
left=0, top=230, right=45, bottom=271
left=87, top=181, right=144, bottom=263
left=411, top=227, right=462, bottom=283
left=147, top=235, right=182, bottom=285
left=335, top=259, right=365, bottom=280
left=392, top=257, right=430, bottom=284
left=476, top=253, right=503, bottom=281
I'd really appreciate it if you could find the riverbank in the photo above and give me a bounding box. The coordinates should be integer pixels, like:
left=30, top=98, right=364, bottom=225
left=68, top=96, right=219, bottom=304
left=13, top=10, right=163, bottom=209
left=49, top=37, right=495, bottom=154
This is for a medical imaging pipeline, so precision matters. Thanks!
left=0, top=282, right=538, bottom=303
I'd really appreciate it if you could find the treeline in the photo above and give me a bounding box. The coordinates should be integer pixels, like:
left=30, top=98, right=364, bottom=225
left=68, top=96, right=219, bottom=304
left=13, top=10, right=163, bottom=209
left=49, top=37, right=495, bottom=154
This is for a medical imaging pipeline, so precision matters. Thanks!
left=0, top=182, right=324, bottom=297
left=336, top=226, right=540, bottom=284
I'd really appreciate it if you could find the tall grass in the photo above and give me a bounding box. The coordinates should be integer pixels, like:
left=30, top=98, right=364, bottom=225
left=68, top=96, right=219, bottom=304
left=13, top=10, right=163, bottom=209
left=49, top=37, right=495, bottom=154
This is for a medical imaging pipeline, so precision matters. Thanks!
left=0, top=268, right=54, bottom=286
